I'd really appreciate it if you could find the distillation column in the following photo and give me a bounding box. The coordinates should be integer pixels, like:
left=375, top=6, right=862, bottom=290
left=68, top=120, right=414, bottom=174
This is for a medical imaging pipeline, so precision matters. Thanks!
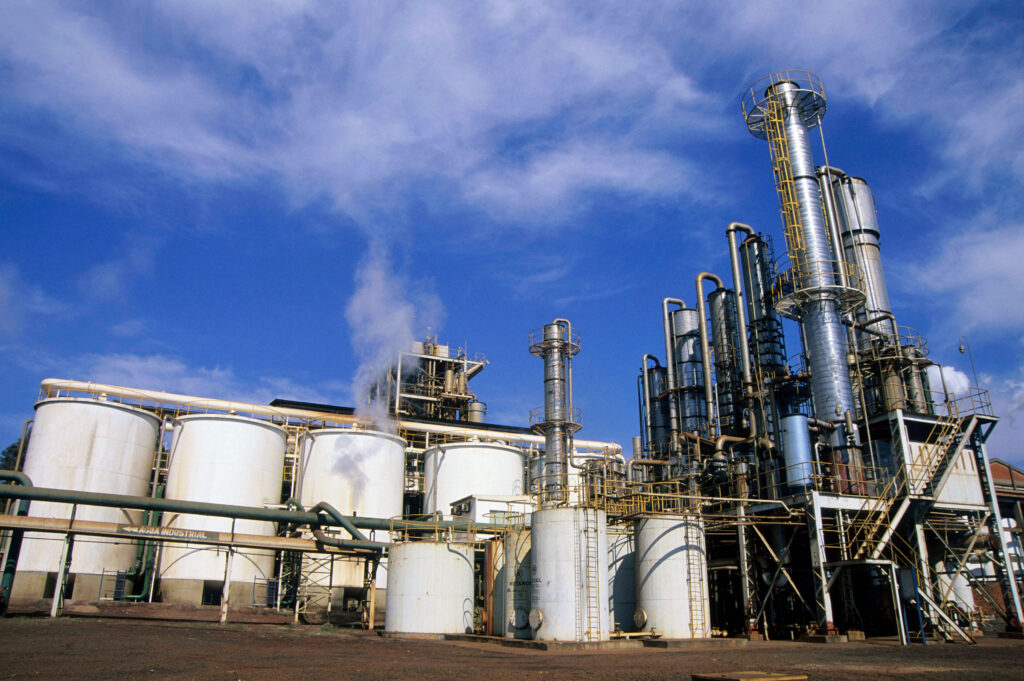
left=529, top=320, right=581, bottom=502
left=742, top=72, right=861, bottom=445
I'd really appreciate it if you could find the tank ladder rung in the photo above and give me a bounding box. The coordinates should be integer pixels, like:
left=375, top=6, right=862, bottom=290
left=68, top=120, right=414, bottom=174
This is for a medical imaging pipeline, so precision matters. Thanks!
left=684, top=518, right=707, bottom=638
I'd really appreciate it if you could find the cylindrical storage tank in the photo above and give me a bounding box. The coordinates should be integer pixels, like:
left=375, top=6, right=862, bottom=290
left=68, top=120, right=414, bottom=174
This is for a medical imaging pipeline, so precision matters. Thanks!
left=502, top=529, right=533, bottom=639
left=466, top=401, right=487, bottom=423
left=739, top=235, right=787, bottom=376
left=671, top=308, right=706, bottom=434
left=608, top=525, right=636, bottom=633
left=384, top=541, right=474, bottom=634
left=13, top=398, right=160, bottom=600
left=423, top=442, right=525, bottom=516
left=709, top=288, right=741, bottom=436
left=780, top=414, right=813, bottom=490
left=159, top=414, right=286, bottom=607
left=643, top=365, right=671, bottom=455
left=530, top=507, right=610, bottom=641
left=634, top=515, right=709, bottom=639
left=297, top=429, right=406, bottom=600
left=833, top=177, right=894, bottom=336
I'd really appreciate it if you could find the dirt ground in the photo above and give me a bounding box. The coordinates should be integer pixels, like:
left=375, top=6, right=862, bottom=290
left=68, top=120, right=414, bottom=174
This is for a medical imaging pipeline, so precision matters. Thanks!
left=1, top=617, right=1022, bottom=681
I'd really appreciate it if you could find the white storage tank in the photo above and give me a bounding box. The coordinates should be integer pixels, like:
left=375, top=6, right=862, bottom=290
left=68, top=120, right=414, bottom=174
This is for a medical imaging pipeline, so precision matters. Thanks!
left=530, top=507, right=610, bottom=641
left=384, top=540, right=475, bottom=634
left=423, top=442, right=525, bottom=517
left=295, top=428, right=406, bottom=614
left=608, top=525, right=636, bottom=633
left=634, top=515, right=709, bottom=639
left=502, top=528, right=533, bottom=639
left=159, top=414, right=286, bottom=607
left=13, top=398, right=161, bottom=600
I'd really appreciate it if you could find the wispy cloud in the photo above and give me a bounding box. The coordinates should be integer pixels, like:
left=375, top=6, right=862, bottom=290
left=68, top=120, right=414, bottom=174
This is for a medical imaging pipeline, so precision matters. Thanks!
left=0, top=263, right=70, bottom=338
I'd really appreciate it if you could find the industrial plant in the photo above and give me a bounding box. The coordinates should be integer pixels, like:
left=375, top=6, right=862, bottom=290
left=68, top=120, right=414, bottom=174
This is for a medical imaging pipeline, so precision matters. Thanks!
left=1, top=70, right=1021, bottom=646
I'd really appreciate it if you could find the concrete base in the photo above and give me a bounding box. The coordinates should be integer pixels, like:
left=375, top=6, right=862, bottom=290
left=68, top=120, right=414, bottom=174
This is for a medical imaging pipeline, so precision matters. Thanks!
left=845, top=630, right=866, bottom=641
left=644, top=638, right=748, bottom=649
left=158, top=579, right=256, bottom=608
left=70, top=573, right=103, bottom=601
left=10, top=571, right=47, bottom=599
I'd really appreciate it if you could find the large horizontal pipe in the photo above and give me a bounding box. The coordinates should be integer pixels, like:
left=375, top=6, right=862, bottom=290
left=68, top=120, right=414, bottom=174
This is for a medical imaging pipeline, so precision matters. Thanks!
left=0, top=513, right=384, bottom=553
left=0, top=475, right=503, bottom=536
left=39, top=379, right=622, bottom=456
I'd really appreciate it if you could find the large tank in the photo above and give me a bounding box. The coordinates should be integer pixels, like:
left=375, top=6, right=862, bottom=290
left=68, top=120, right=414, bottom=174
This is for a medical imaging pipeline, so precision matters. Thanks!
left=159, top=414, right=286, bottom=606
left=780, top=414, right=813, bottom=490
left=608, top=525, right=636, bottom=633
left=296, top=429, right=406, bottom=612
left=13, top=398, right=161, bottom=600
left=423, top=442, right=525, bottom=516
left=739, top=235, right=787, bottom=377
left=530, top=507, right=610, bottom=641
left=384, top=540, right=474, bottom=634
left=502, top=529, right=533, bottom=639
left=671, top=308, right=706, bottom=434
left=634, top=515, right=709, bottom=639
left=709, top=287, right=742, bottom=436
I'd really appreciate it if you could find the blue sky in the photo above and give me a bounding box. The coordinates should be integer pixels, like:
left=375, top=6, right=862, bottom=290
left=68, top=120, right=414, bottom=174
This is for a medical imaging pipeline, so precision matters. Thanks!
left=2, top=2, right=1023, bottom=464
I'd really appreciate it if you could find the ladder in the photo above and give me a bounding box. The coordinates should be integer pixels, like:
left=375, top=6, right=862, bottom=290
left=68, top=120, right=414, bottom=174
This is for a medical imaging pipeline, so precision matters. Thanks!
left=685, top=518, right=708, bottom=638
left=763, top=99, right=807, bottom=273
left=573, top=509, right=603, bottom=641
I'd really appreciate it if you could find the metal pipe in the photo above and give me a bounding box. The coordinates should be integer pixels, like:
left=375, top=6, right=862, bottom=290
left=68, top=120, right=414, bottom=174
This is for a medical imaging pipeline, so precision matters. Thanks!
left=641, top=354, right=660, bottom=452
left=726, top=223, right=755, bottom=392
left=0, top=471, right=31, bottom=614
left=696, top=273, right=724, bottom=436
left=662, top=298, right=686, bottom=438
left=815, top=166, right=849, bottom=288
left=38, top=377, right=622, bottom=457
left=0, top=476, right=502, bottom=536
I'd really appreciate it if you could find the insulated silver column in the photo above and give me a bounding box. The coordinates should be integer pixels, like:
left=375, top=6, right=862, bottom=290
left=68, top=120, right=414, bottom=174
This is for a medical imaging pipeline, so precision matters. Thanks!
left=530, top=320, right=581, bottom=503
left=743, top=73, right=857, bottom=434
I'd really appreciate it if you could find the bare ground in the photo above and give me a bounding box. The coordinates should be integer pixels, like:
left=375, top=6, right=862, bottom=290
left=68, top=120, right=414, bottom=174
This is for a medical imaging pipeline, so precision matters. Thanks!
left=1, top=617, right=1022, bottom=681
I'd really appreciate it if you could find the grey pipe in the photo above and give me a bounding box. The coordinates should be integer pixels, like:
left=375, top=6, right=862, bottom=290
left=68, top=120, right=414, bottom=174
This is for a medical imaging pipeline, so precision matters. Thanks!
left=696, top=273, right=724, bottom=436
left=662, top=298, right=686, bottom=437
left=641, top=354, right=660, bottom=452
left=0, top=476, right=503, bottom=536
left=0, top=471, right=32, bottom=615
left=816, top=166, right=849, bottom=289
left=726, top=223, right=755, bottom=392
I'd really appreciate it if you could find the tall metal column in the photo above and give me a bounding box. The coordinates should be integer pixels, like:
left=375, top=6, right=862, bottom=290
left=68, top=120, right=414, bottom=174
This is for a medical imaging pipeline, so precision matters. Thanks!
left=742, top=71, right=863, bottom=444
left=529, top=320, right=581, bottom=504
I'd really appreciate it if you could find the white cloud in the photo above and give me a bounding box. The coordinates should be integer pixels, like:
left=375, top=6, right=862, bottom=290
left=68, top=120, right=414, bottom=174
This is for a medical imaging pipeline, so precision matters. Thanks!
left=907, top=224, right=1024, bottom=331
left=0, top=263, right=69, bottom=337
left=64, top=352, right=344, bottom=407
left=985, top=362, right=1024, bottom=467
left=927, top=364, right=972, bottom=401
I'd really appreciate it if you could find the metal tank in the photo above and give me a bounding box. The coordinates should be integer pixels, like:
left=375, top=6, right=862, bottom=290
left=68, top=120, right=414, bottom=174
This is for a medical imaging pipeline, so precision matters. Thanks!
left=780, top=414, right=813, bottom=489
left=423, top=442, right=526, bottom=516
left=384, top=540, right=474, bottom=634
left=159, top=414, right=286, bottom=606
left=709, top=288, right=742, bottom=435
left=634, top=516, right=709, bottom=639
left=530, top=507, right=610, bottom=641
left=641, top=361, right=671, bottom=455
left=13, top=398, right=161, bottom=600
left=832, top=176, right=894, bottom=336
left=608, top=525, right=636, bottom=633
left=739, top=235, right=787, bottom=376
left=671, top=308, right=706, bottom=434
left=502, top=529, right=533, bottom=639
left=296, top=429, right=406, bottom=604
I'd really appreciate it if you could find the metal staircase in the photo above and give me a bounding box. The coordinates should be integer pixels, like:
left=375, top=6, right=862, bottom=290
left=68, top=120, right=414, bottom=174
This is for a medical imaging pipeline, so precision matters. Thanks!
left=763, top=99, right=807, bottom=271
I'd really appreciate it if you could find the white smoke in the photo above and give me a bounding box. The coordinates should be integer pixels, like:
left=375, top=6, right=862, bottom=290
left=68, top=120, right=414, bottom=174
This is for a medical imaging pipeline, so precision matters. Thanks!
left=344, top=241, right=444, bottom=432
left=926, top=364, right=972, bottom=404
